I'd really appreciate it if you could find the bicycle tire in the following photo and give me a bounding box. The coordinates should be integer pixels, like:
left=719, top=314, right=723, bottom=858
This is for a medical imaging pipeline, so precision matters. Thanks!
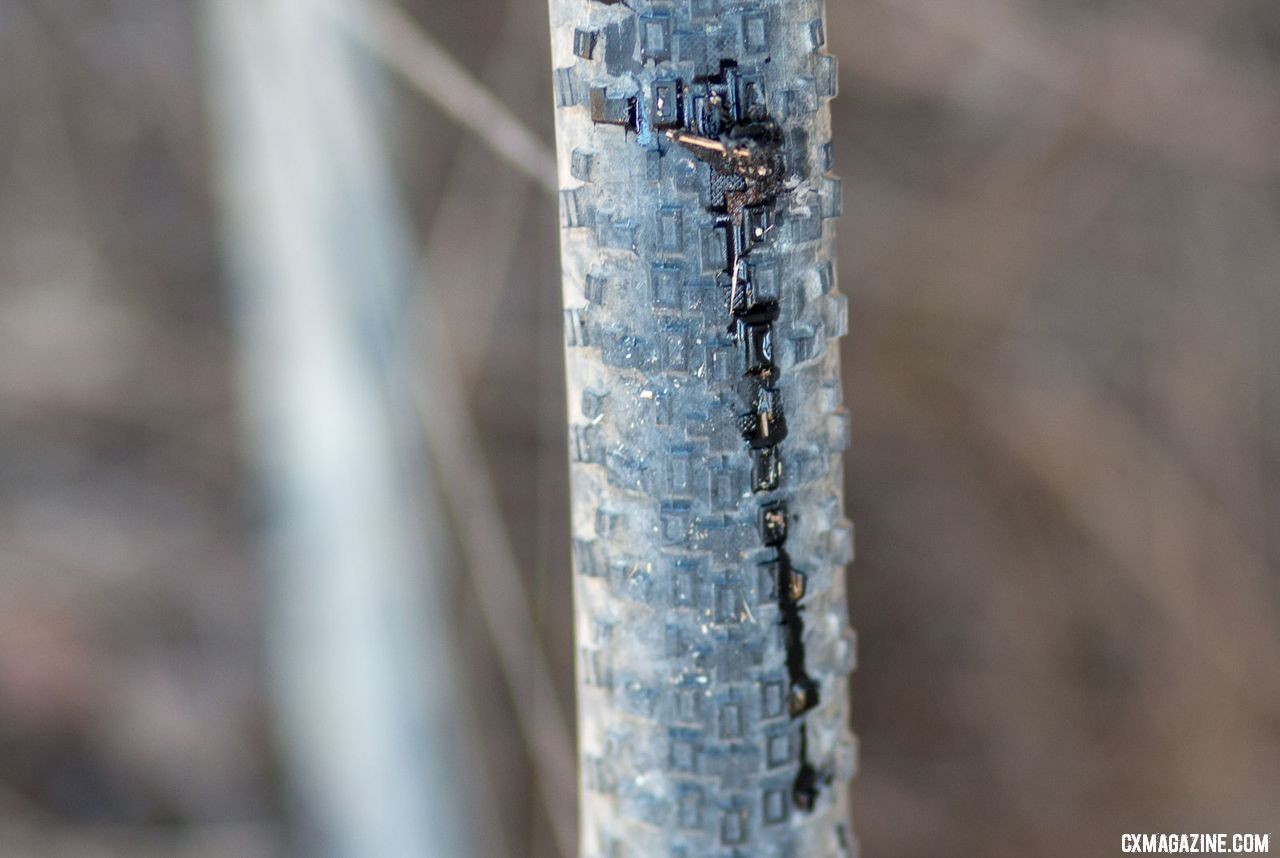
left=548, top=2, right=855, bottom=854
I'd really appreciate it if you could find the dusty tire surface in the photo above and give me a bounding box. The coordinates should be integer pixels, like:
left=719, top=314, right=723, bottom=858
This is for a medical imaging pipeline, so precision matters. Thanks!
left=549, top=1, right=855, bottom=854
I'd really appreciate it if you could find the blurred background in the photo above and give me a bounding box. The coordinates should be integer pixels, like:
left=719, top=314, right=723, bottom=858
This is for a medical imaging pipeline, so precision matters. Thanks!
left=1, top=0, right=1277, bottom=856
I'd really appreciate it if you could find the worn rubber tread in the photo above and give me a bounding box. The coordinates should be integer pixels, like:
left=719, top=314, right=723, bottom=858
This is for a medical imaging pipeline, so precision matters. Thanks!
left=549, top=2, right=855, bottom=855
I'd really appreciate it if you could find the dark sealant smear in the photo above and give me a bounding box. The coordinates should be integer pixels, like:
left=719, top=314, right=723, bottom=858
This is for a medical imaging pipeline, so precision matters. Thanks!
left=667, top=63, right=824, bottom=812
left=590, top=58, right=824, bottom=811
left=761, top=503, right=821, bottom=810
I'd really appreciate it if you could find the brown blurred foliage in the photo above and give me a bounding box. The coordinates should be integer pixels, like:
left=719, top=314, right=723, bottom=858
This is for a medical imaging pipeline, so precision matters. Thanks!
left=0, top=0, right=1276, bottom=856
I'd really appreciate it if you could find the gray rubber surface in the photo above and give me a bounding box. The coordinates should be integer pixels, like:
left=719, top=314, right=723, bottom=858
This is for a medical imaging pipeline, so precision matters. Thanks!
left=548, top=2, right=855, bottom=854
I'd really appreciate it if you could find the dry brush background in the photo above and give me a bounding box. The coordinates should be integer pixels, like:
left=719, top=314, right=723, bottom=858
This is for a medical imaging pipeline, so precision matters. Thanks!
left=1, top=0, right=1277, bottom=856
